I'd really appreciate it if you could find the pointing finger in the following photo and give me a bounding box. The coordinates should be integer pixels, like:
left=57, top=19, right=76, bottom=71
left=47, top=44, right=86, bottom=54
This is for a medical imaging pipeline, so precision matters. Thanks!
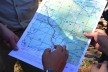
left=54, top=45, right=63, bottom=52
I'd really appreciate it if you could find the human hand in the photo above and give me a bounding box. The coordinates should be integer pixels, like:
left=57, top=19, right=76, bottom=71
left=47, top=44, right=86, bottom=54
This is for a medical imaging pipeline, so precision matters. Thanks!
left=91, top=61, right=108, bottom=72
left=0, top=23, right=19, bottom=50
left=42, top=45, right=69, bottom=72
left=84, top=29, right=107, bottom=48
left=84, top=29, right=108, bottom=55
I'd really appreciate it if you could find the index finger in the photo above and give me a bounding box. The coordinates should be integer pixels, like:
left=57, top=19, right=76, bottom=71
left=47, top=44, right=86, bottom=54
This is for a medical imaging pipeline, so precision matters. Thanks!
left=83, top=32, right=95, bottom=38
left=63, top=45, right=66, bottom=51
left=54, top=45, right=63, bottom=52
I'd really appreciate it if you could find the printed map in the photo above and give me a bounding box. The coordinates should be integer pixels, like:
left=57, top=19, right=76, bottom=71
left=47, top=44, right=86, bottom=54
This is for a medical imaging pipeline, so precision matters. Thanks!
left=9, top=0, right=107, bottom=72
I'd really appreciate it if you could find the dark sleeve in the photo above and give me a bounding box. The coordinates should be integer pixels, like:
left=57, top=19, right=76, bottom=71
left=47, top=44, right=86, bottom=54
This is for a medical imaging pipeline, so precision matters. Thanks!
left=98, top=35, right=108, bottom=56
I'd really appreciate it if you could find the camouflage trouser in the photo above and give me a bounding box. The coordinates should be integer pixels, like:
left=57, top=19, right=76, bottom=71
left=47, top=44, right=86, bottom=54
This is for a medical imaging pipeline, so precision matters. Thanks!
left=0, top=30, right=42, bottom=72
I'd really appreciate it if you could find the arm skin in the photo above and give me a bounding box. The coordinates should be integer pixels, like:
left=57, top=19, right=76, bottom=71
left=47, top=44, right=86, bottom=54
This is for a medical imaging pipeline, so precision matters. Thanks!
left=84, top=29, right=108, bottom=56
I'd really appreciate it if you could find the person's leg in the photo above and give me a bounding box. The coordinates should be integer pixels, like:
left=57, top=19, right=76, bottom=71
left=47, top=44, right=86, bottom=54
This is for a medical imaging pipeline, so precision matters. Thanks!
left=0, top=50, right=6, bottom=72
left=0, top=42, right=17, bottom=72
left=0, top=29, right=24, bottom=72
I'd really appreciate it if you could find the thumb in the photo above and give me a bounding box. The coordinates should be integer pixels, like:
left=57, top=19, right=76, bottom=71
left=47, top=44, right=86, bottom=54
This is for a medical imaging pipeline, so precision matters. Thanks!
left=99, top=61, right=108, bottom=72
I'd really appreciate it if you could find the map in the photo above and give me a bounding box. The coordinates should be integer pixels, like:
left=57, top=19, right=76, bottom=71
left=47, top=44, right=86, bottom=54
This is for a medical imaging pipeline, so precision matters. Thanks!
left=9, top=0, right=107, bottom=72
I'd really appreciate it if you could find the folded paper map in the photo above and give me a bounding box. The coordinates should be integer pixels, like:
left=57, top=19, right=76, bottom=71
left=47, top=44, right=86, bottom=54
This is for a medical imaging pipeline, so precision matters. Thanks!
left=9, top=0, right=107, bottom=72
